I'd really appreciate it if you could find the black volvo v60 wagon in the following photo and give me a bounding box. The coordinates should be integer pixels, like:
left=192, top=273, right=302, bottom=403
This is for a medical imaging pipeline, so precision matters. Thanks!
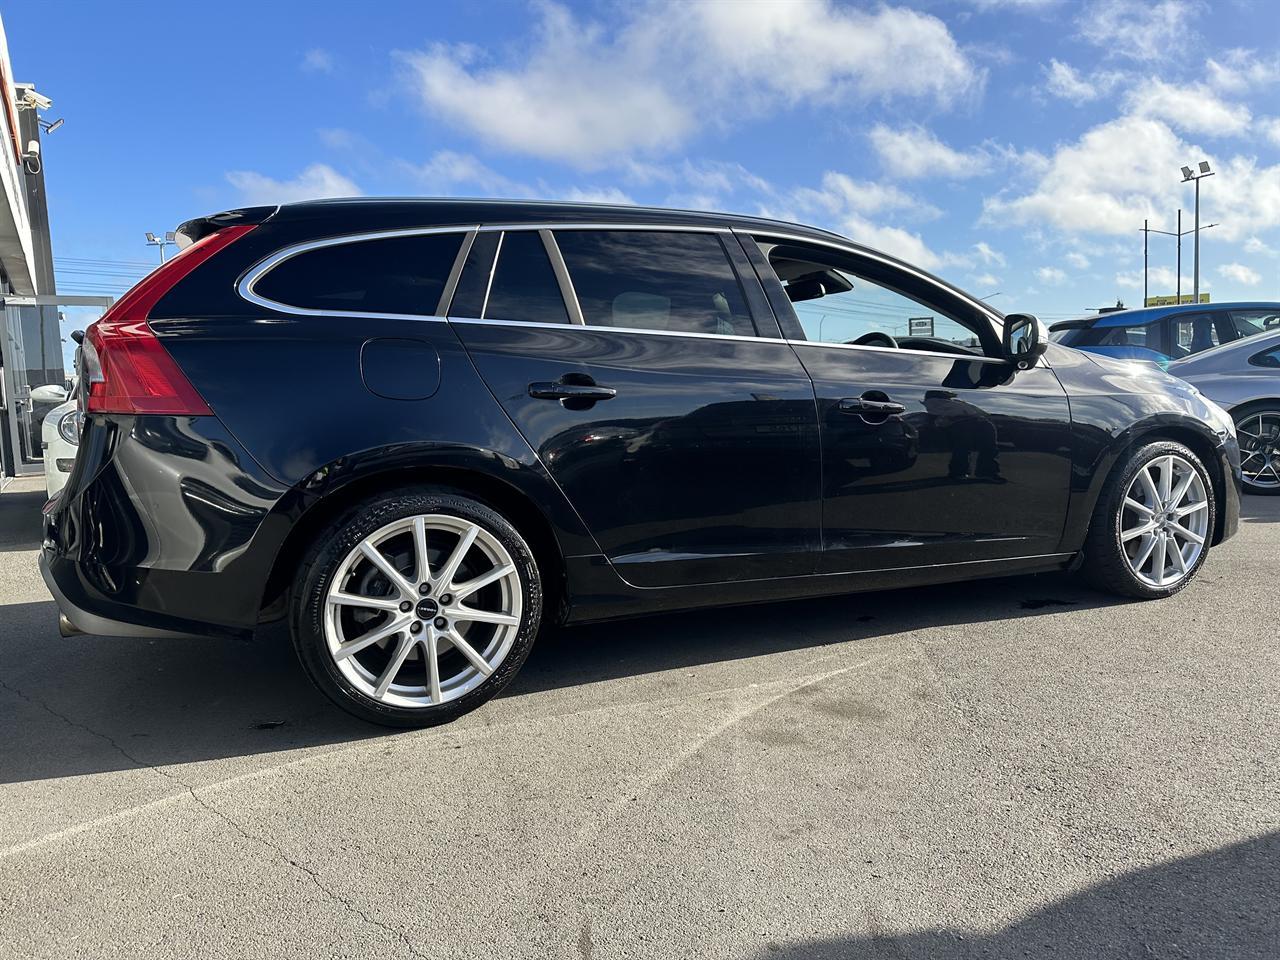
left=40, top=199, right=1241, bottom=726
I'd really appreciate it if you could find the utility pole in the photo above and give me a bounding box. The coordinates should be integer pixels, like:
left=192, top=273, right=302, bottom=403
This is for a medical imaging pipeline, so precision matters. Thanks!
left=1143, top=219, right=1148, bottom=305
left=1141, top=210, right=1217, bottom=305
left=1181, top=162, right=1215, bottom=303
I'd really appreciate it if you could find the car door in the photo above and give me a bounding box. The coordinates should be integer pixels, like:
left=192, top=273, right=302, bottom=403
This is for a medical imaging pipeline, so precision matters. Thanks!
left=446, top=225, right=821, bottom=588
left=740, top=231, right=1073, bottom=574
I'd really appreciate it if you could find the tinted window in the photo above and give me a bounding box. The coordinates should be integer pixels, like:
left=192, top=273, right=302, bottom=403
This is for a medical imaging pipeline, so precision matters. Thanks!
left=1230, top=309, right=1280, bottom=339
left=254, top=233, right=463, bottom=315
left=1171, top=314, right=1220, bottom=356
left=555, top=230, right=755, bottom=336
left=1068, top=320, right=1167, bottom=358
left=1250, top=346, right=1280, bottom=368
left=484, top=231, right=569, bottom=325
left=761, top=240, right=991, bottom=356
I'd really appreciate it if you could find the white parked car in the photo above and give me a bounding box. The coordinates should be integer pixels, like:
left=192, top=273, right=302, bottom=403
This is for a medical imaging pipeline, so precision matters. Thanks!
left=32, top=383, right=80, bottom=497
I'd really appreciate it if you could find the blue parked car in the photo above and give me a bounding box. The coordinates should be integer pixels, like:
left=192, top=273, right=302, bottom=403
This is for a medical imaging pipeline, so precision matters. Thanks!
left=1050, top=302, right=1280, bottom=366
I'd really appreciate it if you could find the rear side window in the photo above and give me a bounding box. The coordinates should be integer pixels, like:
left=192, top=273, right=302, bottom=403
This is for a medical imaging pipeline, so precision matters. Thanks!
left=483, top=231, right=570, bottom=325
left=1229, top=309, right=1280, bottom=339
left=1069, top=320, right=1166, bottom=356
left=1251, top=346, right=1280, bottom=368
left=554, top=230, right=755, bottom=336
left=252, top=232, right=463, bottom=315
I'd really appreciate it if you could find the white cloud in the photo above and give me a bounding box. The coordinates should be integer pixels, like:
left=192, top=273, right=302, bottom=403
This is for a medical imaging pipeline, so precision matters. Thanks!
left=1218, top=262, right=1262, bottom=285
left=967, top=0, right=1058, bottom=9
left=399, top=1, right=982, bottom=165
left=1260, top=118, right=1280, bottom=147
left=983, top=114, right=1280, bottom=242
left=226, top=163, right=360, bottom=205
left=1036, top=266, right=1067, bottom=284
left=868, top=124, right=986, bottom=179
left=1077, top=0, right=1202, bottom=63
left=1042, top=59, right=1122, bottom=103
left=971, top=272, right=1000, bottom=288
left=1206, top=49, right=1280, bottom=93
left=1065, top=251, right=1091, bottom=269
left=564, top=186, right=636, bottom=205
left=1244, top=236, right=1276, bottom=256
left=407, top=150, right=533, bottom=197
left=1125, top=79, right=1251, bottom=137
left=301, top=48, right=334, bottom=73
left=974, top=241, right=1006, bottom=267
left=1115, top=266, right=1195, bottom=291
left=792, top=171, right=941, bottom=219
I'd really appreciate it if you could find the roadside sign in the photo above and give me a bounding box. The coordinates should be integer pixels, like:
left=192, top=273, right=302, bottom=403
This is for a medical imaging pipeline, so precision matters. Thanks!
left=908, top=316, right=934, bottom=337
left=1144, top=294, right=1210, bottom=307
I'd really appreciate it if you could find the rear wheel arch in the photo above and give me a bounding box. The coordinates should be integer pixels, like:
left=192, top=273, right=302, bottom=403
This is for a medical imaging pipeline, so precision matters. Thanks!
left=259, top=464, right=569, bottom=627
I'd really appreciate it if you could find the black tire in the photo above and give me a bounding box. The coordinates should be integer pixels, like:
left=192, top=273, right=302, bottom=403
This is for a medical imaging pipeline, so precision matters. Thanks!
left=1231, top=401, right=1280, bottom=496
left=1081, top=440, right=1216, bottom=600
left=290, top=487, right=542, bottom=727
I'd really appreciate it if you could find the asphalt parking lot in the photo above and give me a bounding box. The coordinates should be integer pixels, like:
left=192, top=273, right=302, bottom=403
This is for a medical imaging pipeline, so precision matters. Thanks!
left=1, top=475, right=1276, bottom=960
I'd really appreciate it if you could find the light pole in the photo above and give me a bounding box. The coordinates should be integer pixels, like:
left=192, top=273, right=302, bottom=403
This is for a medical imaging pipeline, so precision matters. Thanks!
left=1180, top=161, right=1215, bottom=303
left=144, top=231, right=176, bottom=262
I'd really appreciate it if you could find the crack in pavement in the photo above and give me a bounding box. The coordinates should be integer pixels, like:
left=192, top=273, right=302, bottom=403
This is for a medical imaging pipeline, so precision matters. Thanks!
left=0, top=677, right=426, bottom=959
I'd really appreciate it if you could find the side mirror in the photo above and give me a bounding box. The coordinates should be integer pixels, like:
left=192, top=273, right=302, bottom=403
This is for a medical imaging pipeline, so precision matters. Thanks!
left=1002, top=313, right=1049, bottom=369
left=30, top=384, right=68, bottom=403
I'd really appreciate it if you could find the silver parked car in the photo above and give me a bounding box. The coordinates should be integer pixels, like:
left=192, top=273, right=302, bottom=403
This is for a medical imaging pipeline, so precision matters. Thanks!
left=1171, top=328, right=1280, bottom=495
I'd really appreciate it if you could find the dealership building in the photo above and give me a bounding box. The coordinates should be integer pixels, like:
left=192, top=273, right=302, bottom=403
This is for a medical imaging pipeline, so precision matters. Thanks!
left=0, top=13, right=73, bottom=486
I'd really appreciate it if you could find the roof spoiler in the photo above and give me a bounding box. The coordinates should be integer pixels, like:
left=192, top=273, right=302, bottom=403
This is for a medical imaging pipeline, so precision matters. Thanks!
left=1048, top=318, right=1094, bottom=332
left=174, top=205, right=279, bottom=250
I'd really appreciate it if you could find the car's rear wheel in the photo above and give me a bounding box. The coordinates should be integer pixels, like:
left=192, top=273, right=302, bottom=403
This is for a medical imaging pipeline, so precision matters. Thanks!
left=290, top=488, right=542, bottom=727
left=1082, top=441, right=1215, bottom=599
left=1232, top=402, right=1280, bottom=495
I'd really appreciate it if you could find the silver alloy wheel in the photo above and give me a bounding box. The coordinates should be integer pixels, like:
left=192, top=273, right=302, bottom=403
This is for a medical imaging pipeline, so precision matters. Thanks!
left=1119, top=454, right=1210, bottom=588
left=324, top=514, right=522, bottom=708
left=1236, top=411, right=1280, bottom=491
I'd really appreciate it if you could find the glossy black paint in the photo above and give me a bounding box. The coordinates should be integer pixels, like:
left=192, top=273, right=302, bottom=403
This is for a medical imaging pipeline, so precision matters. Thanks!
left=41, top=199, right=1242, bottom=641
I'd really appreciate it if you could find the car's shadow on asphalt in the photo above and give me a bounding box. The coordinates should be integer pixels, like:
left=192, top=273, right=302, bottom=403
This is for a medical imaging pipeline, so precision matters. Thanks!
left=0, top=566, right=1120, bottom=785
left=749, top=830, right=1280, bottom=960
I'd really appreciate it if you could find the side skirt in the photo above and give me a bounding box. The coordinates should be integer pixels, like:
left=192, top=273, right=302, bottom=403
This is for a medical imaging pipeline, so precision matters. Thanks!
left=561, top=552, right=1076, bottom=625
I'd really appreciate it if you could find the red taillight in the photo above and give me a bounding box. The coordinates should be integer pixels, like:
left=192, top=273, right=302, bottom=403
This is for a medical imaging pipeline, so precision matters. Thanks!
left=84, top=225, right=256, bottom=415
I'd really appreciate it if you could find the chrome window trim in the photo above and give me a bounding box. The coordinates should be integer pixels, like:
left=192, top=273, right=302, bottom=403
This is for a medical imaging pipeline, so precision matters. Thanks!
left=448, top=316, right=792, bottom=346
left=237, top=224, right=479, bottom=320
left=437, top=229, right=477, bottom=316
left=479, top=230, right=505, bottom=319
left=477, top=222, right=736, bottom=236
left=539, top=229, right=585, bottom=325
left=788, top=339, right=1010, bottom=365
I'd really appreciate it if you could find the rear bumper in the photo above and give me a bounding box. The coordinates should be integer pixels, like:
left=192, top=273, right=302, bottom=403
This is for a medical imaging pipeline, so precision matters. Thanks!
left=39, top=550, right=207, bottom=639
left=37, top=414, right=286, bottom=641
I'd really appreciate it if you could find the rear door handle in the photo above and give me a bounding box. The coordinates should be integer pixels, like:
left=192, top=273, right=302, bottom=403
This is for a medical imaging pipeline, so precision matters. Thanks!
left=528, top=381, right=617, bottom=402
left=839, top=397, right=905, bottom=416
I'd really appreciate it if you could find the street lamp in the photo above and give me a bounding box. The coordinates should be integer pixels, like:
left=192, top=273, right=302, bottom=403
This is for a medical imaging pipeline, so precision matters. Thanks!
left=1140, top=212, right=1218, bottom=305
left=144, top=231, right=176, bottom=263
left=1180, top=161, right=1215, bottom=304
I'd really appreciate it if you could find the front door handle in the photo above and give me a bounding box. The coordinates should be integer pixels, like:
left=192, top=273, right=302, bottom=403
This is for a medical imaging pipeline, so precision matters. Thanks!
left=839, top=396, right=905, bottom=416
left=528, top=381, right=617, bottom=402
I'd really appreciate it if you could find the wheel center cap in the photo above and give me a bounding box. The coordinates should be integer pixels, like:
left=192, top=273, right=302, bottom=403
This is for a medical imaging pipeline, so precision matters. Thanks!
left=415, top=597, right=440, bottom=619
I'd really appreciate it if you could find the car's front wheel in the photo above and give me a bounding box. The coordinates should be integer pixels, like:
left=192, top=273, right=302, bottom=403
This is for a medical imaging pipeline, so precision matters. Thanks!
left=1082, top=441, right=1216, bottom=599
left=1232, top=402, right=1280, bottom=495
left=291, top=488, right=542, bottom=727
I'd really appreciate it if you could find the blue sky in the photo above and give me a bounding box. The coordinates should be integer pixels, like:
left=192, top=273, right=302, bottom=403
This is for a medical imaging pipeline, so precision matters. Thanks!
left=9, top=0, right=1280, bottom=326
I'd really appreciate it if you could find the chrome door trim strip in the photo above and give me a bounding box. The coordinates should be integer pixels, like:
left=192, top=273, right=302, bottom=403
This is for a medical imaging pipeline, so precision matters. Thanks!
left=447, top=316, right=793, bottom=346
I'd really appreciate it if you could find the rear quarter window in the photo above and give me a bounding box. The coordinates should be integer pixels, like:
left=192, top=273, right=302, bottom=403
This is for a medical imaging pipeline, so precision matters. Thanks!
left=251, top=232, right=464, bottom=316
